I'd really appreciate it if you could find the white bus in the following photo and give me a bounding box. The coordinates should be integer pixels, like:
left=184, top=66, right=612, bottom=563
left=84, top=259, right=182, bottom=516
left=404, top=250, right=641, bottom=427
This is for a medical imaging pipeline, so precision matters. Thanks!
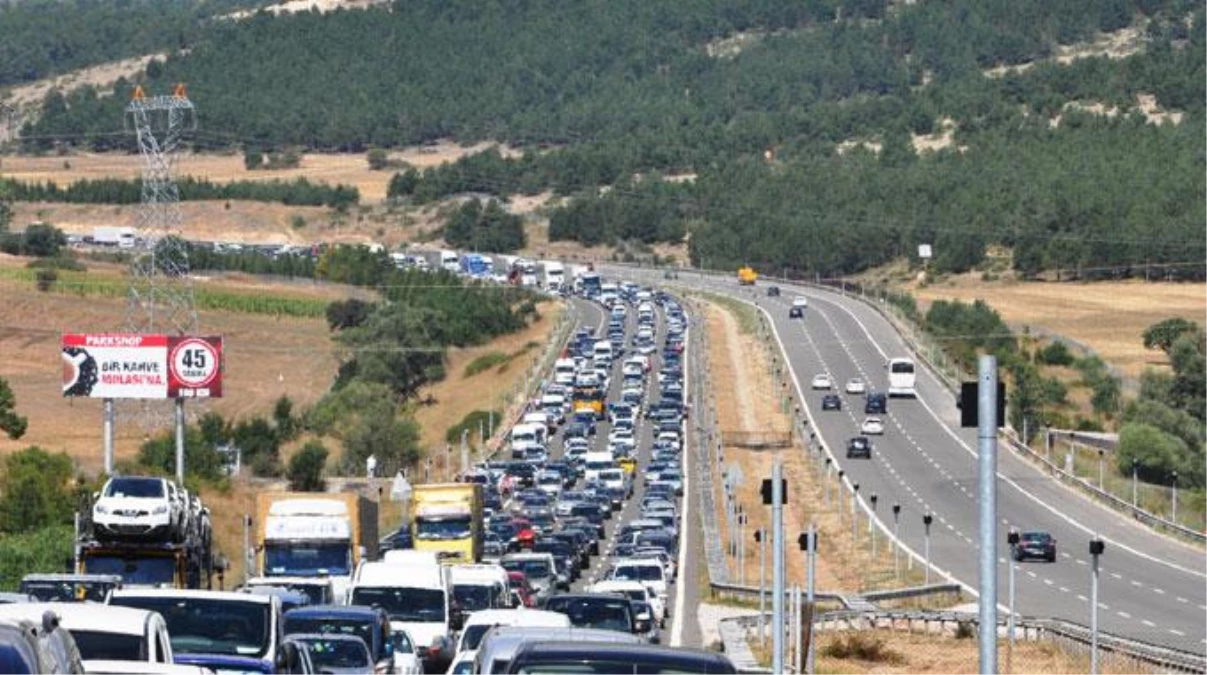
left=887, top=357, right=917, bottom=398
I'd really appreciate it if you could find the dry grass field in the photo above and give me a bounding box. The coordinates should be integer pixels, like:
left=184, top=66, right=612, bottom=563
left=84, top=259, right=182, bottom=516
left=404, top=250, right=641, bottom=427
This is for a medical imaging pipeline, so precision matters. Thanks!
left=411, top=301, right=560, bottom=467
left=908, top=275, right=1205, bottom=380
left=0, top=255, right=344, bottom=471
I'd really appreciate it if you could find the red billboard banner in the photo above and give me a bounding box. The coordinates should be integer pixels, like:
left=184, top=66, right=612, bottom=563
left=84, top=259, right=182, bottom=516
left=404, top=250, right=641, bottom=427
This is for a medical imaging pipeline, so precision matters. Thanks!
left=62, top=334, right=223, bottom=399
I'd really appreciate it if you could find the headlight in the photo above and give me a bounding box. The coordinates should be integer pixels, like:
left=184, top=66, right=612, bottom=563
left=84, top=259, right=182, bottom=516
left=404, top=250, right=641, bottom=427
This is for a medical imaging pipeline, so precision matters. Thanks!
left=153, top=505, right=169, bottom=514
left=94, top=504, right=108, bottom=514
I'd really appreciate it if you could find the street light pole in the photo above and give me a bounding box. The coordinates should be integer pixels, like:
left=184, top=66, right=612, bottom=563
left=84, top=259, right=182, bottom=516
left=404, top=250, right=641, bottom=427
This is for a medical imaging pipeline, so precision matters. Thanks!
left=1097, top=449, right=1105, bottom=489
left=836, top=470, right=845, bottom=528
left=892, top=504, right=901, bottom=580
left=869, top=494, right=878, bottom=559
left=1131, top=459, right=1139, bottom=508
left=850, top=483, right=860, bottom=544
left=1089, top=536, right=1106, bottom=675
left=757, top=529, right=767, bottom=649
left=824, top=458, right=832, bottom=508
left=1171, top=471, right=1179, bottom=523
left=1007, top=530, right=1019, bottom=674
left=923, top=513, right=933, bottom=585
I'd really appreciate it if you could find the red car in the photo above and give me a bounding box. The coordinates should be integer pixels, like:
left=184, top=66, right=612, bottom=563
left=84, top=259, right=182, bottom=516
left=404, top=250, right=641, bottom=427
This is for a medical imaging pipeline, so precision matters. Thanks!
left=508, top=570, right=535, bottom=608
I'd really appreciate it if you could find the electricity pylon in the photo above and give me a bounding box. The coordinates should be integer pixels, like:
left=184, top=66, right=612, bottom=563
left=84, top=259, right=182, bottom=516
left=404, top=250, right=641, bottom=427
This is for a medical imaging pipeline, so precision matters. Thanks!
left=123, top=83, right=198, bottom=337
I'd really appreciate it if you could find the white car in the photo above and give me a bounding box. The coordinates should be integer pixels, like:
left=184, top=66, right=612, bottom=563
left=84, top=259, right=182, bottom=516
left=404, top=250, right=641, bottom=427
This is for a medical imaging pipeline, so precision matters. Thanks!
left=845, top=378, right=866, bottom=395
left=92, top=476, right=182, bottom=542
left=861, top=417, right=885, bottom=435
left=390, top=628, right=423, bottom=674
left=810, top=373, right=833, bottom=390
left=589, top=580, right=666, bottom=627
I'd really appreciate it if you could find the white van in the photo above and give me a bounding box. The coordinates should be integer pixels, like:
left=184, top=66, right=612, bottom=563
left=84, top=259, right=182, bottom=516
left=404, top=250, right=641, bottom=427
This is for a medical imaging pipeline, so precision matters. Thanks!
left=583, top=451, right=615, bottom=483
left=540, top=394, right=566, bottom=425
left=0, top=602, right=173, bottom=668
left=592, top=340, right=613, bottom=365
left=350, top=559, right=454, bottom=669
left=509, top=423, right=545, bottom=455
left=553, top=358, right=576, bottom=386
left=522, top=412, right=553, bottom=438
left=440, top=250, right=459, bottom=273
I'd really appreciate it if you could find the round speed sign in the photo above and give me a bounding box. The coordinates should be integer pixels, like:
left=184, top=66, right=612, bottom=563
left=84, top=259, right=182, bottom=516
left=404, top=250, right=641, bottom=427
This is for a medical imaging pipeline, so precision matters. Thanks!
left=169, top=338, right=220, bottom=388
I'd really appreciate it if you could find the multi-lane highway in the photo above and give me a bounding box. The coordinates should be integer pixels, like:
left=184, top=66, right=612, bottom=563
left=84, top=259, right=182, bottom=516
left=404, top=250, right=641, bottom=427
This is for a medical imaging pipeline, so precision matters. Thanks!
left=610, top=266, right=1206, bottom=654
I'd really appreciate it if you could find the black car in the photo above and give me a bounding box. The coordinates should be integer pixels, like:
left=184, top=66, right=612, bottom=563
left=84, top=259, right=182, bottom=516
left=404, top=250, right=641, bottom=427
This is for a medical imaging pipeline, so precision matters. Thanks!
left=1015, top=531, right=1057, bottom=562
left=789, top=306, right=803, bottom=319
left=506, top=641, right=736, bottom=674
left=865, top=392, right=888, bottom=415
left=846, top=436, right=872, bottom=459
left=767, top=285, right=780, bottom=297
left=821, top=394, right=842, bottom=411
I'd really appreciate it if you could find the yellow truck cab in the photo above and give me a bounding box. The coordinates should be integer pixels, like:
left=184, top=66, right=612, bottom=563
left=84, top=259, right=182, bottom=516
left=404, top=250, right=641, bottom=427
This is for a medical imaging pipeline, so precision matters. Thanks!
left=737, top=267, right=757, bottom=285
left=410, top=484, right=484, bottom=564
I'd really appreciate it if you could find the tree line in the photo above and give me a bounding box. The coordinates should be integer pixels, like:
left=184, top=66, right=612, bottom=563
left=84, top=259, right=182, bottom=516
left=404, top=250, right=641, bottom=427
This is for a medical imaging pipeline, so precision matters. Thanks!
left=1, top=177, right=359, bottom=210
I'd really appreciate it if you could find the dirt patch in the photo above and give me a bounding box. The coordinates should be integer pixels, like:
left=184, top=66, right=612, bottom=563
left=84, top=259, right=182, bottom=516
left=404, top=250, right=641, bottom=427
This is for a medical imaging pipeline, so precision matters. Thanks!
left=0, top=256, right=339, bottom=473
left=983, top=26, right=1145, bottom=78
left=911, top=117, right=964, bottom=154
left=410, top=301, right=562, bottom=475
left=702, top=299, right=914, bottom=594
left=836, top=139, right=882, bottom=156
left=222, top=0, right=387, bottom=19
left=810, top=631, right=1144, bottom=674
left=908, top=276, right=1206, bottom=380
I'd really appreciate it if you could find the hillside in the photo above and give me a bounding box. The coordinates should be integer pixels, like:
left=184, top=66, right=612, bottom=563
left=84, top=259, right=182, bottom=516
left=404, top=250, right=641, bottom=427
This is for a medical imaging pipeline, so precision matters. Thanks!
left=4, top=0, right=1203, bottom=275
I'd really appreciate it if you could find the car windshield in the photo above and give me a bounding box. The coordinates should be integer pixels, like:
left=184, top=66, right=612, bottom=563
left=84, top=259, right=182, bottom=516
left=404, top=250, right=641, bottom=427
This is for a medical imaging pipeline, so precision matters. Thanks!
left=104, top=478, right=163, bottom=498
left=299, top=637, right=370, bottom=670
left=1022, top=533, right=1051, bottom=543
left=109, top=596, right=270, bottom=658
left=453, top=584, right=495, bottom=612
left=264, top=543, right=350, bottom=576
left=70, top=630, right=144, bottom=661
left=350, top=587, right=445, bottom=623
left=416, top=516, right=472, bottom=541
left=614, top=565, right=661, bottom=582
left=544, top=597, right=632, bottom=633
left=283, top=616, right=375, bottom=655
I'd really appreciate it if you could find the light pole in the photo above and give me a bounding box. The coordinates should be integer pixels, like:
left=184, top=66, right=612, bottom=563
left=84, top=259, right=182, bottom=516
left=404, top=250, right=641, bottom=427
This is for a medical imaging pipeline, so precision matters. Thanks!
left=850, top=483, right=860, bottom=544
left=892, top=504, right=901, bottom=580
left=802, top=524, right=817, bottom=675
left=1131, top=459, right=1139, bottom=508
left=1007, top=529, right=1019, bottom=674
left=869, top=494, right=879, bottom=559
left=1171, top=471, right=1179, bottom=523
left=824, top=458, right=832, bottom=507
left=836, top=470, right=845, bottom=528
left=1089, top=536, right=1105, bottom=675
left=1097, top=448, right=1105, bottom=489
left=923, top=513, right=933, bottom=584
left=757, top=529, right=767, bottom=649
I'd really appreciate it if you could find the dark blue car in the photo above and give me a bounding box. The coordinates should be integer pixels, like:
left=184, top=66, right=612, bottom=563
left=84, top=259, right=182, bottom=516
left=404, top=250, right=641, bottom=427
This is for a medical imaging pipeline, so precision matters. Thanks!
left=283, top=605, right=393, bottom=673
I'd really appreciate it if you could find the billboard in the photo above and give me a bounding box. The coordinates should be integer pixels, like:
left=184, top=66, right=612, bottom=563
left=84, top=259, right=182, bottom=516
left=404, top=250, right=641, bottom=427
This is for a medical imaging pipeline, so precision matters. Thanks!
left=62, top=334, right=223, bottom=399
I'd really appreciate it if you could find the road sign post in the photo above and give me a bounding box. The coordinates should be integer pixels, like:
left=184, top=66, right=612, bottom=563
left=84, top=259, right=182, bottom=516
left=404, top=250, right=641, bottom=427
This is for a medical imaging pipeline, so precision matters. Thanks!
left=799, top=525, right=817, bottom=674
left=923, top=513, right=933, bottom=584
left=1090, top=537, right=1105, bottom=675
left=764, top=463, right=787, bottom=673
left=1007, top=529, right=1019, bottom=674
left=892, top=504, right=901, bottom=580
left=757, top=529, right=767, bottom=649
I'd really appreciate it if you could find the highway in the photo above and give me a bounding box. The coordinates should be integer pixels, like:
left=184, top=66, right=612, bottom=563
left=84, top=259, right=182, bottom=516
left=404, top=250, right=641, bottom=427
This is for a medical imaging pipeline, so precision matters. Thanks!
left=608, top=266, right=1207, bottom=654
left=536, top=294, right=699, bottom=647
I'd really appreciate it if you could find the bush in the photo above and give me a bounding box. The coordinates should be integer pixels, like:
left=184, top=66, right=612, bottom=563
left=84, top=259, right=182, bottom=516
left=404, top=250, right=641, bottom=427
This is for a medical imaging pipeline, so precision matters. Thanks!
left=0, top=447, right=76, bottom=534
left=0, top=526, right=73, bottom=590
left=464, top=352, right=509, bottom=377
left=26, top=256, right=85, bottom=272
left=137, top=427, right=228, bottom=482
left=820, top=633, right=904, bottom=664
left=367, top=149, right=389, bottom=171
left=287, top=441, right=328, bottom=491
left=34, top=268, right=57, bottom=291
left=1037, top=341, right=1074, bottom=366
left=1116, top=422, right=1191, bottom=484
left=445, top=409, right=501, bottom=446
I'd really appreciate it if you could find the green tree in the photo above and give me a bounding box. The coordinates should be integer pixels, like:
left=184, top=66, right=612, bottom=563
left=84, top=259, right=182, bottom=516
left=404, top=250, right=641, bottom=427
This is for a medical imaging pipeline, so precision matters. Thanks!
left=287, top=441, right=328, bottom=492
left=137, top=426, right=227, bottom=481
left=1115, top=422, right=1195, bottom=486
left=231, top=417, right=281, bottom=477
left=21, top=223, right=65, bottom=257
left=0, top=377, right=27, bottom=440
left=273, top=396, right=298, bottom=441
left=367, top=149, right=389, bottom=171
left=308, top=381, right=421, bottom=474
left=1143, top=318, right=1199, bottom=354
left=0, top=526, right=73, bottom=590
left=0, top=447, right=75, bottom=534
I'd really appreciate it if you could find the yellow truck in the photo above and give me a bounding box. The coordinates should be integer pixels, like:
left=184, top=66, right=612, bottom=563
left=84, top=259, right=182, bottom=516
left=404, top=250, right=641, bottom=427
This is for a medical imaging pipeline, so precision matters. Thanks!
left=410, top=483, right=483, bottom=564
left=254, top=492, right=378, bottom=581
left=738, top=266, right=757, bottom=285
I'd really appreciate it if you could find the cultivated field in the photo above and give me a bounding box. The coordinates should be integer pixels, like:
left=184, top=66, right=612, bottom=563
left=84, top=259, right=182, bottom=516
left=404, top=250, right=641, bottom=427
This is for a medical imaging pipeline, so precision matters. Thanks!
left=907, top=275, right=1205, bottom=380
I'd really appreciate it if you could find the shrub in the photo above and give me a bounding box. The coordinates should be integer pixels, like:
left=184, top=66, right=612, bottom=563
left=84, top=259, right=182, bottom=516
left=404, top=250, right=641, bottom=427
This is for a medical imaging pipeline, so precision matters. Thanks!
left=0, top=447, right=76, bottom=534
left=0, top=526, right=73, bottom=590
left=1037, top=340, right=1074, bottom=366
left=34, top=268, right=57, bottom=291
left=287, top=441, right=328, bottom=492
left=464, top=352, right=509, bottom=377
left=445, top=409, right=501, bottom=446
left=820, top=633, right=904, bottom=664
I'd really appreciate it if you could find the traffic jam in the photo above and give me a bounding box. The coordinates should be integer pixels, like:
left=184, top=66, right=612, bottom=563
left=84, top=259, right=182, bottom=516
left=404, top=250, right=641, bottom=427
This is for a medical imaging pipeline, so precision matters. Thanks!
left=0, top=276, right=736, bottom=674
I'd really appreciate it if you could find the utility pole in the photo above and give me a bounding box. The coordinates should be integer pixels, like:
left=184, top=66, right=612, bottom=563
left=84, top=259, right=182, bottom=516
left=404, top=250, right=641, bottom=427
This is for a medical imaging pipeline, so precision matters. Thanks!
left=977, top=355, right=999, bottom=675
left=124, top=84, right=199, bottom=475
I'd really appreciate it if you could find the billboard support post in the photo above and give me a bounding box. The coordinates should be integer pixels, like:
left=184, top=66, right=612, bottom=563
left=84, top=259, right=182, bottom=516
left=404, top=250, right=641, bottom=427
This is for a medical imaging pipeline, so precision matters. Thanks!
left=175, top=398, right=185, bottom=483
left=103, top=398, right=115, bottom=475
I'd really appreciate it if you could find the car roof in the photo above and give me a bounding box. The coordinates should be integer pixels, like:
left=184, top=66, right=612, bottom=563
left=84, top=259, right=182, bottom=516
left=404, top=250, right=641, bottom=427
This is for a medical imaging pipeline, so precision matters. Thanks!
left=285, top=604, right=382, bottom=619
left=112, top=589, right=273, bottom=605
left=81, top=660, right=209, bottom=674
left=0, top=602, right=152, bottom=635
left=510, top=641, right=734, bottom=670
left=464, top=609, right=570, bottom=629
